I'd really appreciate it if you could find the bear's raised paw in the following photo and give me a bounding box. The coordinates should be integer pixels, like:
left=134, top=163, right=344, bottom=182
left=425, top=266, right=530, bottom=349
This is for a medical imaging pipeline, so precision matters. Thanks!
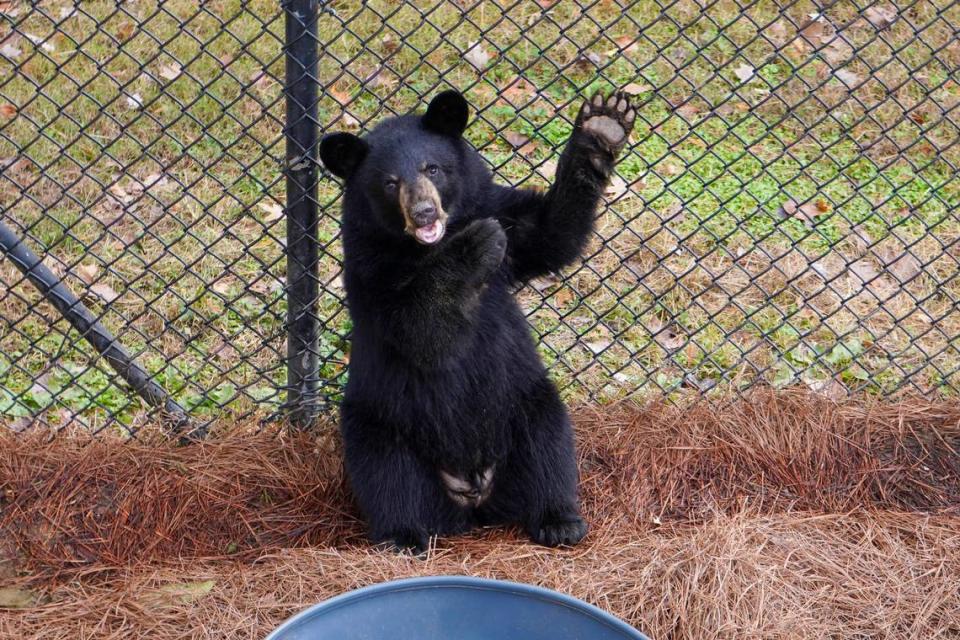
left=577, top=91, right=636, bottom=155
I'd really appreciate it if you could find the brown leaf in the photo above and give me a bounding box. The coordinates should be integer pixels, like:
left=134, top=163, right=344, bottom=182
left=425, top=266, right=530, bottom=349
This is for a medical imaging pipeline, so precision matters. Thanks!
left=90, top=283, right=120, bottom=303
left=554, top=287, right=574, bottom=306
left=258, top=201, right=284, bottom=222
left=605, top=34, right=640, bottom=56
left=768, top=20, right=791, bottom=45
left=575, top=51, right=607, bottom=69
left=76, top=263, right=99, bottom=285
left=647, top=318, right=685, bottom=351
left=604, top=174, right=628, bottom=198
left=0, top=104, right=15, bottom=118
left=501, top=78, right=535, bottom=106
left=864, top=5, right=897, bottom=29
left=536, top=0, right=559, bottom=7
left=781, top=198, right=827, bottom=224
left=465, top=41, right=492, bottom=70
left=823, top=38, right=854, bottom=65
left=381, top=34, right=400, bottom=54
left=676, top=103, right=702, bottom=120
left=538, top=159, right=558, bottom=180
left=806, top=377, right=847, bottom=401
left=733, top=63, right=755, bottom=82
left=0, top=587, right=36, bottom=608
left=835, top=69, right=861, bottom=88
left=623, top=82, right=652, bottom=95
left=330, top=85, right=351, bottom=107
left=504, top=132, right=539, bottom=156
left=159, top=63, right=182, bottom=81
left=799, top=15, right=829, bottom=45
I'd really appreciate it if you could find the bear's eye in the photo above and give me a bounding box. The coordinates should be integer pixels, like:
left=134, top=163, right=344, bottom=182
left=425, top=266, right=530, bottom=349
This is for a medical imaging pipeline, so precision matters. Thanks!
left=426, top=164, right=439, bottom=176
left=383, top=179, right=398, bottom=192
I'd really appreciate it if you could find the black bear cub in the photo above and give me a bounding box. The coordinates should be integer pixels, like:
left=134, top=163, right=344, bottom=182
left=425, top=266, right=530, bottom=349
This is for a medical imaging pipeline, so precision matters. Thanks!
left=320, top=89, right=635, bottom=552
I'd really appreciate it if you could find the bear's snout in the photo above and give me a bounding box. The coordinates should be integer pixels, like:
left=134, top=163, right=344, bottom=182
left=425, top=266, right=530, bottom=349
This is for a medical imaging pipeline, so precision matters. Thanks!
left=411, top=202, right=438, bottom=227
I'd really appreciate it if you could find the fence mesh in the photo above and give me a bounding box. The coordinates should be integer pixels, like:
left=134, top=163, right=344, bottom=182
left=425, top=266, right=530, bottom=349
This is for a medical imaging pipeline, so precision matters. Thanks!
left=1, top=0, right=959, bottom=435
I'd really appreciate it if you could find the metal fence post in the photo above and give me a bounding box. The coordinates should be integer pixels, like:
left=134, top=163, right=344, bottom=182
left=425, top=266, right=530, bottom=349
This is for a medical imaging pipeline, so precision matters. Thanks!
left=283, top=0, right=321, bottom=428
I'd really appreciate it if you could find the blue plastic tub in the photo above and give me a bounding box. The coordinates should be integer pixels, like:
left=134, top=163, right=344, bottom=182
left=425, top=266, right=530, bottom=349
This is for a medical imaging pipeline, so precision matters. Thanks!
left=265, top=576, right=649, bottom=640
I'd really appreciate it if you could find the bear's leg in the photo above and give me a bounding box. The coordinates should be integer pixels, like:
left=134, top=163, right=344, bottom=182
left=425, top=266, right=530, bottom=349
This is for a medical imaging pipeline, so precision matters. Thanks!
left=480, top=382, right=588, bottom=547
left=341, top=410, right=471, bottom=553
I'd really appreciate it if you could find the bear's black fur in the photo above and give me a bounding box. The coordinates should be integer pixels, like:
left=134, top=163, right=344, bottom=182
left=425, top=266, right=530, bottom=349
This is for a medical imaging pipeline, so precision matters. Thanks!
left=320, top=89, right=636, bottom=552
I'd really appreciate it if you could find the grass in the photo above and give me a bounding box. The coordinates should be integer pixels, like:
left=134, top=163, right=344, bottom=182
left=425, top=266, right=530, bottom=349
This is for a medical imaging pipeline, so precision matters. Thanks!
left=1, top=0, right=959, bottom=428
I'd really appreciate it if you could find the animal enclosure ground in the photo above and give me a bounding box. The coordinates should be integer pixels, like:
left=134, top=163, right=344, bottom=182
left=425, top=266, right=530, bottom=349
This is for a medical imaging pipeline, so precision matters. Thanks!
left=1, top=391, right=958, bottom=639
left=2, top=1, right=960, bottom=429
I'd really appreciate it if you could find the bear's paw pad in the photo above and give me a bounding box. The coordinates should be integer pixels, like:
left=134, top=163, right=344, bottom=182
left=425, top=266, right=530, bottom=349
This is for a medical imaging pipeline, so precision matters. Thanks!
left=581, top=92, right=636, bottom=147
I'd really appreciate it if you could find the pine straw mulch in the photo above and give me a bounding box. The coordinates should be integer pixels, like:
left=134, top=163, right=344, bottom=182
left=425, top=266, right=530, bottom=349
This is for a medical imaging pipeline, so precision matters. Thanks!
left=1, top=389, right=959, bottom=639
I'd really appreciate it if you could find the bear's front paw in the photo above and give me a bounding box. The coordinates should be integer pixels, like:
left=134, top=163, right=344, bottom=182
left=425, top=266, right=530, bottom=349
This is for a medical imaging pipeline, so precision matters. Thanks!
left=456, top=218, right=507, bottom=274
left=375, top=528, right=430, bottom=556
left=575, top=91, right=637, bottom=157
left=529, top=515, right=589, bottom=548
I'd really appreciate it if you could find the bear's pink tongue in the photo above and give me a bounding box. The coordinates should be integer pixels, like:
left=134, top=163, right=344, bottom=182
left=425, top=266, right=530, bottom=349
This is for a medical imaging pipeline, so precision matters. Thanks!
left=415, top=219, right=444, bottom=244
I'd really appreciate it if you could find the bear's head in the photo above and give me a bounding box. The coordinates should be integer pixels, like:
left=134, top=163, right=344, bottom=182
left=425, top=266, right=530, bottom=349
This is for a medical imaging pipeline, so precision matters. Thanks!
left=319, top=90, right=471, bottom=246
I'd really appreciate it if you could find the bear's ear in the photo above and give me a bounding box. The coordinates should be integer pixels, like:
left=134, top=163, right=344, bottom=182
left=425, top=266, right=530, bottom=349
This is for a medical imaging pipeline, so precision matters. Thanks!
left=319, top=132, right=369, bottom=180
left=422, top=90, right=469, bottom=138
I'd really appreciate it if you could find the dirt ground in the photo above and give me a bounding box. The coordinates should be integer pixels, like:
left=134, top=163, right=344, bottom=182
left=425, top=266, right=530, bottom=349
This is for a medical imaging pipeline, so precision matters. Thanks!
left=1, top=390, right=959, bottom=639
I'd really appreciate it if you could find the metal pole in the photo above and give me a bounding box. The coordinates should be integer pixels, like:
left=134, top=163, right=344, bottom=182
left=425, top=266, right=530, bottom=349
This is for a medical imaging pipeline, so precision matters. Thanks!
left=0, top=219, right=191, bottom=431
left=283, top=0, right=321, bottom=428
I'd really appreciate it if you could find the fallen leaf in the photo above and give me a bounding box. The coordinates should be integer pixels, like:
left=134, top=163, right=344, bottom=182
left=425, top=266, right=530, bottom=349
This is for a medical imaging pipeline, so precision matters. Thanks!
left=501, top=78, right=535, bottom=105
left=554, top=287, right=574, bottom=306
left=537, top=158, right=557, bottom=180
left=676, top=102, right=701, bottom=120
left=159, top=63, right=182, bottom=81
left=586, top=338, right=612, bottom=354
left=339, top=112, right=360, bottom=129
left=157, top=580, right=216, bottom=605
left=849, top=259, right=879, bottom=284
left=604, top=34, right=640, bottom=56
left=24, top=33, right=54, bottom=53
left=574, top=51, right=607, bottom=69
left=464, top=41, right=491, bottom=70
left=806, top=376, right=847, bottom=401
left=381, top=34, right=400, bottom=54
left=768, top=20, right=791, bottom=45
left=800, top=14, right=829, bottom=45
left=58, top=7, right=76, bottom=20
left=76, top=263, right=99, bottom=284
left=647, top=317, right=685, bottom=351
left=0, top=587, right=36, bottom=608
left=90, top=283, right=120, bottom=303
left=0, top=42, right=22, bottom=59
left=530, top=273, right=560, bottom=292
left=125, top=93, right=143, bottom=109
left=0, top=1, right=20, bottom=17
left=876, top=247, right=921, bottom=282
left=623, top=82, right=652, bottom=95
left=258, top=201, right=285, bottom=222
left=823, top=38, right=854, bottom=66
left=733, top=63, right=755, bottom=83
left=604, top=174, right=628, bottom=198
left=536, top=0, right=559, bottom=7
left=781, top=198, right=828, bottom=224
left=835, top=69, right=861, bottom=88
left=0, top=104, right=15, bottom=118
left=330, top=85, right=351, bottom=106
left=864, top=5, right=897, bottom=29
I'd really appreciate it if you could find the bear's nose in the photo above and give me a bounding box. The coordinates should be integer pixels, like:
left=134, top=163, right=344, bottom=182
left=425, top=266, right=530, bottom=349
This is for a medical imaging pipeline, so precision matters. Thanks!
left=411, top=202, right=437, bottom=227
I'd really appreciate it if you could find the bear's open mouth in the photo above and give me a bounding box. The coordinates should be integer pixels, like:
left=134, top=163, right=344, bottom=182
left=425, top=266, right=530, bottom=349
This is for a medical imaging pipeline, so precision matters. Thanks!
left=414, top=219, right=445, bottom=245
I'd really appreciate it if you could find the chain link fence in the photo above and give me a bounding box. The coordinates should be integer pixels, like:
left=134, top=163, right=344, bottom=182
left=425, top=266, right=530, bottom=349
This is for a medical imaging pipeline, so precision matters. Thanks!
left=1, top=0, right=958, bottom=435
